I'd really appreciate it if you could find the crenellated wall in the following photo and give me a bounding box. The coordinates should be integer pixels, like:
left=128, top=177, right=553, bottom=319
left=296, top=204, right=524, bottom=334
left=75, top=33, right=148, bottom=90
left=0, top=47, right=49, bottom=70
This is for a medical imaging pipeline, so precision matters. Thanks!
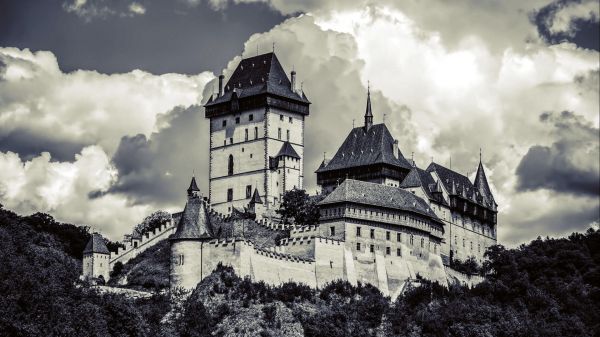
left=109, top=220, right=176, bottom=268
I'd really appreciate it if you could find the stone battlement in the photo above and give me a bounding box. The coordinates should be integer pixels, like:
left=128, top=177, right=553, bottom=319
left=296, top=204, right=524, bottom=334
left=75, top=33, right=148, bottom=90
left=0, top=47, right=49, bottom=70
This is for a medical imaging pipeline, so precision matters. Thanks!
left=109, top=218, right=176, bottom=267
left=253, top=246, right=315, bottom=263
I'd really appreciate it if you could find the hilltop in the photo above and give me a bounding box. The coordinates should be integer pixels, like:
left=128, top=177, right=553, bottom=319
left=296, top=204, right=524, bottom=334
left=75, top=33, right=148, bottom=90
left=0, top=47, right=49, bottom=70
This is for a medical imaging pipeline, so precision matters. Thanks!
left=0, top=204, right=598, bottom=336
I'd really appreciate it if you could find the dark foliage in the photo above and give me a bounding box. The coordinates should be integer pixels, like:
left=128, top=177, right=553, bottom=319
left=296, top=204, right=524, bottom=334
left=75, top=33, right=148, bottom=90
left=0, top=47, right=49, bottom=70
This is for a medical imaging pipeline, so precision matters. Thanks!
left=276, top=189, right=324, bottom=226
left=0, top=207, right=170, bottom=337
left=450, top=256, right=482, bottom=275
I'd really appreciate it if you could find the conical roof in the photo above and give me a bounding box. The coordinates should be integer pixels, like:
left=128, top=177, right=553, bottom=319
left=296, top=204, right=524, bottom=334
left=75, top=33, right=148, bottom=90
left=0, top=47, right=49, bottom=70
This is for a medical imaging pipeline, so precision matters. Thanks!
left=83, top=233, right=110, bottom=255
left=275, top=141, right=300, bottom=159
left=171, top=197, right=212, bottom=240
left=474, top=161, right=495, bottom=204
left=187, top=176, right=200, bottom=194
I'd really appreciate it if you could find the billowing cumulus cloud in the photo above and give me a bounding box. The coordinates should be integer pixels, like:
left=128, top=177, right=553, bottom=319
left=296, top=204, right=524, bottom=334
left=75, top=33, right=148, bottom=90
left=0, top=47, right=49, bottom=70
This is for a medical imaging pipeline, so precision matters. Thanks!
left=63, top=0, right=147, bottom=21
left=516, top=111, right=599, bottom=196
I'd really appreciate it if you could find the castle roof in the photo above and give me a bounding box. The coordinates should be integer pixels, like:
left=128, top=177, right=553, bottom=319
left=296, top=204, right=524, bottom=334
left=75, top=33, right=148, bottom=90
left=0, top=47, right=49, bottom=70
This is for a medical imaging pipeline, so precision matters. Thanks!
left=320, top=179, right=441, bottom=222
left=316, top=123, right=412, bottom=173
left=205, top=52, right=310, bottom=108
left=171, top=197, right=213, bottom=241
left=187, top=176, right=200, bottom=194
left=250, top=188, right=263, bottom=204
left=83, top=233, right=110, bottom=255
left=474, top=161, right=496, bottom=206
left=275, top=141, right=300, bottom=159
left=400, top=166, right=448, bottom=205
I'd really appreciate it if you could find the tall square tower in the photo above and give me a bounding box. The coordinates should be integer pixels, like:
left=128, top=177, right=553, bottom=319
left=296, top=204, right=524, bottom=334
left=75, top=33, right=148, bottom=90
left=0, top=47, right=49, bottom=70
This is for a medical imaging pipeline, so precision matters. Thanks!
left=204, top=52, right=310, bottom=216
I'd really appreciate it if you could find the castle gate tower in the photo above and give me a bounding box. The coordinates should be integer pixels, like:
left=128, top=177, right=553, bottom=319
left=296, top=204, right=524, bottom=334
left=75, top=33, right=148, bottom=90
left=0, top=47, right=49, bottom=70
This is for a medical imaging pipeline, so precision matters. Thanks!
left=204, top=52, right=310, bottom=216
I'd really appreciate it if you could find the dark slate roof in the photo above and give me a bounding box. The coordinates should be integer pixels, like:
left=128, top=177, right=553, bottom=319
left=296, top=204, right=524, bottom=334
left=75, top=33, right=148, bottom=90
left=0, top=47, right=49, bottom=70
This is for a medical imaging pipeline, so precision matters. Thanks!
left=83, top=233, right=110, bottom=255
left=400, top=166, right=447, bottom=205
left=171, top=197, right=212, bottom=240
left=319, top=179, right=441, bottom=221
left=427, top=162, right=474, bottom=198
left=187, top=176, right=200, bottom=194
left=250, top=188, right=263, bottom=204
left=205, top=52, right=309, bottom=107
left=316, top=123, right=412, bottom=173
left=474, top=161, right=496, bottom=205
left=275, top=141, right=300, bottom=159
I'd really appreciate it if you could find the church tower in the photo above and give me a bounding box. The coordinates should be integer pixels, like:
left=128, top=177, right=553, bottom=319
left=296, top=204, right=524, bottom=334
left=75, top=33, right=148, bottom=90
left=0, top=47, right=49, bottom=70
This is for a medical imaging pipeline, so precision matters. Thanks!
left=204, top=52, right=310, bottom=217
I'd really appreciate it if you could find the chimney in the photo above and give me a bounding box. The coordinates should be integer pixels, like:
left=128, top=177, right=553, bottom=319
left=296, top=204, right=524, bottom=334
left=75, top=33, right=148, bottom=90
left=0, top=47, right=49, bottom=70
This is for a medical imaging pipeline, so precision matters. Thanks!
left=218, top=74, right=224, bottom=97
left=290, top=70, right=296, bottom=92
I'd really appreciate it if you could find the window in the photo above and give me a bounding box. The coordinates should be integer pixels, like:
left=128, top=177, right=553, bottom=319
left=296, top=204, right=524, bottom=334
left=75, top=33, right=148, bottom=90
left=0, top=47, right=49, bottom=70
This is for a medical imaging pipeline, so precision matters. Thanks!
left=134, top=241, right=138, bottom=248
left=235, top=117, right=240, bottom=124
left=478, top=244, right=480, bottom=252
left=289, top=117, right=293, bottom=123
left=463, top=238, right=465, bottom=247
left=179, top=254, right=184, bottom=265
left=229, top=137, right=233, bottom=144
left=245, top=129, right=248, bottom=141
left=254, top=127, right=258, bottom=139
left=246, top=185, right=252, bottom=199
left=421, top=238, right=424, bottom=248
left=370, top=229, right=375, bottom=239
left=278, top=128, right=281, bottom=139
left=222, top=120, right=227, bottom=127
left=396, top=248, right=402, bottom=256
left=410, top=235, right=414, bottom=245
left=397, top=233, right=401, bottom=242
left=249, top=114, right=254, bottom=121
left=227, top=188, right=233, bottom=202
left=356, top=243, right=361, bottom=251
left=228, top=155, right=234, bottom=176
left=286, top=130, right=290, bottom=141
left=386, top=231, right=390, bottom=240
left=370, top=244, right=374, bottom=253
left=454, top=235, right=457, bottom=245
left=470, top=242, right=473, bottom=250
left=330, top=226, right=335, bottom=236
left=356, top=227, right=361, bottom=237
left=280, top=114, right=284, bottom=121
left=386, top=247, right=391, bottom=255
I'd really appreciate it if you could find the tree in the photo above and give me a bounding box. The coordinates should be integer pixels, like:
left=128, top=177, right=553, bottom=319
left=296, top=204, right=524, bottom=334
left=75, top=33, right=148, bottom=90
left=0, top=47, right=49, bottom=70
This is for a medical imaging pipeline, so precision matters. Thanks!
left=134, top=211, right=171, bottom=236
left=276, top=189, right=324, bottom=226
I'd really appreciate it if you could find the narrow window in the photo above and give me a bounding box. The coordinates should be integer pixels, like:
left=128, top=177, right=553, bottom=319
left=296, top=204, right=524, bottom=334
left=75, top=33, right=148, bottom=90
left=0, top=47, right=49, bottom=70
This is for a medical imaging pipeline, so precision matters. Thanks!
left=280, top=114, right=284, bottom=121
left=330, top=226, right=335, bottom=236
left=228, top=155, right=234, bottom=176
left=410, top=235, right=414, bottom=245
left=249, top=114, right=254, bottom=121
left=246, top=185, right=252, bottom=199
left=471, top=242, right=473, bottom=250
left=227, top=188, right=233, bottom=202
left=463, top=238, right=465, bottom=247
left=289, top=117, right=292, bottom=123
left=397, top=233, right=401, bottom=242
left=235, top=117, right=240, bottom=124
left=254, top=126, right=258, bottom=139
left=229, top=137, right=233, bottom=144
left=396, top=248, right=401, bottom=256
left=386, top=231, right=390, bottom=240
left=370, top=229, right=375, bottom=239
left=222, top=120, right=227, bottom=127
left=356, top=242, right=361, bottom=251
left=421, top=238, right=424, bottom=248
left=386, top=247, right=391, bottom=255
left=278, top=128, right=282, bottom=140
left=356, top=227, right=361, bottom=237
left=286, top=130, right=290, bottom=141
left=370, top=244, right=374, bottom=253
left=245, top=129, right=248, bottom=141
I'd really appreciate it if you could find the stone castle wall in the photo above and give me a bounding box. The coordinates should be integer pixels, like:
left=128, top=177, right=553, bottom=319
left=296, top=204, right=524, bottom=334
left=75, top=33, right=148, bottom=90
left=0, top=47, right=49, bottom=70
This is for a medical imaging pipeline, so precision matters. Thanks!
left=109, top=220, right=176, bottom=268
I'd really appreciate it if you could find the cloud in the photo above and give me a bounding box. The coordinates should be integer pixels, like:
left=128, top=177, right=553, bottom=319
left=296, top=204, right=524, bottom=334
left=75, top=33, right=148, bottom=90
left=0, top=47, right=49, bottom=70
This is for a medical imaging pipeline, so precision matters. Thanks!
left=0, top=147, right=150, bottom=239
left=63, top=0, right=148, bottom=21
left=516, top=111, right=599, bottom=196
left=0, top=47, right=212, bottom=161
left=535, top=0, right=599, bottom=37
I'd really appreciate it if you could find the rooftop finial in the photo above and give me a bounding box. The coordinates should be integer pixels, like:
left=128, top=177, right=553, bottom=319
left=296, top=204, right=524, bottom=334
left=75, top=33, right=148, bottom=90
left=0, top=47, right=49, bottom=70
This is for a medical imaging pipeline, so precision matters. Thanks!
left=479, top=147, right=482, bottom=163
left=364, top=82, right=373, bottom=130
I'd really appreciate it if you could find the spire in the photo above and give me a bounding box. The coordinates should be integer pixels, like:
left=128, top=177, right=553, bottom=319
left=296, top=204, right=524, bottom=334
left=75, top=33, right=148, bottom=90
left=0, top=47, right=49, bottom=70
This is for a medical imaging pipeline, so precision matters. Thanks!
left=187, top=176, right=200, bottom=198
left=474, top=160, right=495, bottom=205
left=364, top=83, right=373, bottom=130
left=250, top=188, right=263, bottom=204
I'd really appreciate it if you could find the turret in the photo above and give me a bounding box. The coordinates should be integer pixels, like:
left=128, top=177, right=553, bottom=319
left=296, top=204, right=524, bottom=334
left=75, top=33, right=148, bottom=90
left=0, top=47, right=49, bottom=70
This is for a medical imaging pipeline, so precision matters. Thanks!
left=82, top=233, right=110, bottom=284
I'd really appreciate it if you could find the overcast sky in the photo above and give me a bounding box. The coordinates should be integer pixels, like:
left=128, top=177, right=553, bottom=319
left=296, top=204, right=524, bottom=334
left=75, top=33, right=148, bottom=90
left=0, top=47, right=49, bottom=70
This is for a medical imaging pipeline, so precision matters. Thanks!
left=0, top=0, right=598, bottom=245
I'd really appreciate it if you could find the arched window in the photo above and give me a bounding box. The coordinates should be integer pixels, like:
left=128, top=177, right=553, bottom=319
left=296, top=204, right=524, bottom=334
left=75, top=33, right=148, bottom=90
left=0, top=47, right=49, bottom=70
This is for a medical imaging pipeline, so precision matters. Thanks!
left=228, top=155, right=234, bottom=176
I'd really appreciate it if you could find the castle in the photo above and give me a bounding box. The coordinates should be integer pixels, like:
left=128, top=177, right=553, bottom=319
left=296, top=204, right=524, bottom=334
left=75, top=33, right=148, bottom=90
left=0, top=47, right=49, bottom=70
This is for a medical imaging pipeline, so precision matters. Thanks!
left=82, top=52, right=496, bottom=297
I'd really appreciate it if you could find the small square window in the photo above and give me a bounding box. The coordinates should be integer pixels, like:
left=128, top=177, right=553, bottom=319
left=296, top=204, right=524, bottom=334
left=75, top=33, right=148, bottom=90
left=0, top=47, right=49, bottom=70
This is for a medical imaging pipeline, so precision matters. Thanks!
left=370, top=229, right=375, bottom=239
left=280, top=115, right=284, bottom=121
left=235, top=117, right=240, bottom=124
left=289, top=117, right=292, bottom=123
left=356, top=227, right=361, bottom=237
left=249, top=114, right=254, bottom=121
left=386, top=247, right=391, bottom=255
left=356, top=243, right=361, bottom=251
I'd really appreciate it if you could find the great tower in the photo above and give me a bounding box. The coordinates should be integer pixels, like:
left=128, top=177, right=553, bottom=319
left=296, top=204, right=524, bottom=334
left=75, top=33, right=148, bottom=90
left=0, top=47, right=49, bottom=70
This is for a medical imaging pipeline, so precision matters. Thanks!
left=204, top=52, right=310, bottom=217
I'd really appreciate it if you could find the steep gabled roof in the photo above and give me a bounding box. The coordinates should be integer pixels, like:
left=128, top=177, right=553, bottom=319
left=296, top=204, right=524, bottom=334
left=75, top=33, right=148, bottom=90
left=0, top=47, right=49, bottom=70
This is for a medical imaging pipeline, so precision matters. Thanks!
left=83, top=233, right=110, bottom=255
left=427, top=162, right=474, bottom=198
left=250, top=188, right=263, bottom=204
left=275, top=141, right=301, bottom=159
left=316, top=123, right=412, bottom=173
left=205, top=52, right=309, bottom=107
left=320, top=179, right=441, bottom=222
left=400, top=166, right=447, bottom=205
left=187, top=176, right=200, bottom=194
left=474, top=161, right=496, bottom=205
left=171, top=197, right=212, bottom=240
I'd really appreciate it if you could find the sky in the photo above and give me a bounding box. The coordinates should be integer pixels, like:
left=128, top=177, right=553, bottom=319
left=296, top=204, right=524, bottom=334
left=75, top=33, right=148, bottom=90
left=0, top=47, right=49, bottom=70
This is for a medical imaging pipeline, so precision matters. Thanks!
left=0, top=0, right=598, bottom=245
